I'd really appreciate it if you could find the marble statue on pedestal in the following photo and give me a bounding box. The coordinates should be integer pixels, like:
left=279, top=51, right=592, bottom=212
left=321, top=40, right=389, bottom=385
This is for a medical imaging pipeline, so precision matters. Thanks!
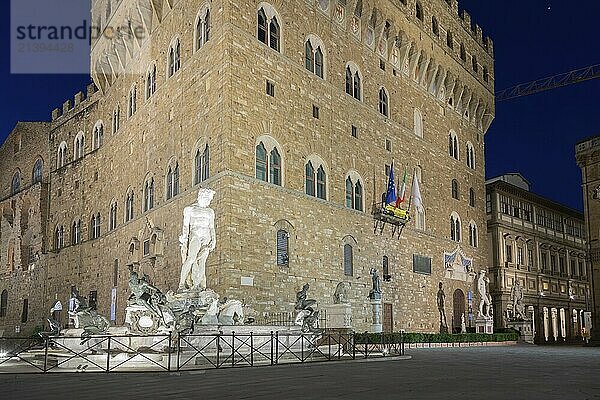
left=461, top=314, right=467, bottom=334
left=178, top=188, right=216, bottom=291
left=477, top=270, right=492, bottom=319
left=437, top=282, right=448, bottom=334
left=510, top=281, right=527, bottom=320
left=294, top=283, right=320, bottom=333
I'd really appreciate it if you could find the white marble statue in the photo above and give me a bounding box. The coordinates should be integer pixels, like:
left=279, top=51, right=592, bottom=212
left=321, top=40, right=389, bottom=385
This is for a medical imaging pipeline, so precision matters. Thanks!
left=179, top=188, right=216, bottom=291
left=477, top=270, right=492, bottom=319
left=461, top=314, right=467, bottom=334
left=511, top=280, right=527, bottom=320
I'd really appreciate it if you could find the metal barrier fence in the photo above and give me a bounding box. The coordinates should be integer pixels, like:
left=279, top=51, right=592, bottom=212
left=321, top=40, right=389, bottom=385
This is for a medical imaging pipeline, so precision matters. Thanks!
left=0, top=331, right=404, bottom=374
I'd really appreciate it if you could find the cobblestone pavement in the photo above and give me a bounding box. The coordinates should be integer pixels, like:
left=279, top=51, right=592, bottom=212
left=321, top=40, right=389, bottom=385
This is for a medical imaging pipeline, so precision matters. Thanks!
left=2, top=345, right=599, bottom=400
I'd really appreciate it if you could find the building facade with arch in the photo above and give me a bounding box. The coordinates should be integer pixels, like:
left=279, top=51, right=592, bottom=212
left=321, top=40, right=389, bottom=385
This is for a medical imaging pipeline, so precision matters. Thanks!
left=486, top=174, right=591, bottom=343
left=0, top=0, right=494, bottom=335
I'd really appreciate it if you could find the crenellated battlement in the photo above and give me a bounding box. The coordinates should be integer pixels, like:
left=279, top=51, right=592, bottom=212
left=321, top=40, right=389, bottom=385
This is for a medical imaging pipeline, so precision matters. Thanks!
left=51, top=83, right=98, bottom=122
left=455, top=4, right=493, bottom=57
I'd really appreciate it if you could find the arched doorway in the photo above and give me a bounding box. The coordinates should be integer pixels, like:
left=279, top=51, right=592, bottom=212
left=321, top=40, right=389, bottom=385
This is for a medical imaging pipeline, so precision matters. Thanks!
left=453, top=289, right=466, bottom=333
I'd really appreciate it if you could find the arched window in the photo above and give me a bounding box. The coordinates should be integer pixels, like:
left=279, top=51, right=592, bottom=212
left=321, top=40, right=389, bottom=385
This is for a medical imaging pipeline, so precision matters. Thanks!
left=305, top=41, right=314, bottom=73
left=450, top=213, right=461, bottom=242
left=469, top=188, right=476, bottom=207
left=125, top=190, right=135, bottom=222
left=346, top=173, right=364, bottom=211
left=0, top=290, right=7, bottom=318
left=258, top=8, right=268, bottom=44
left=195, top=144, right=210, bottom=185
left=128, top=85, right=137, bottom=117
left=448, top=131, right=459, bottom=160
left=166, top=163, right=180, bottom=200
left=32, top=159, right=43, bottom=184
left=168, top=39, right=181, bottom=77
left=93, top=122, right=104, bottom=150
left=11, top=171, right=21, bottom=195
left=305, top=162, right=315, bottom=197
left=71, top=219, right=81, bottom=245
left=146, top=64, right=157, bottom=99
left=305, top=37, right=325, bottom=79
left=317, top=166, right=326, bottom=200
left=345, top=67, right=352, bottom=95
left=54, top=225, right=64, bottom=249
left=379, top=87, right=389, bottom=117
left=343, top=243, right=353, bottom=276
left=305, top=159, right=327, bottom=200
left=109, top=201, right=118, bottom=231
left=195, top=7, right=211, bottom=50
left=90, top=213, right=101, bottom=240
left=469, top=221, right=478, bottom=247
left=345, top=63, right=362, bottom=100
left=255, top=138, right=283, bottom=186
left=460, top=43, right=466, bottom=61
left=432, top=16, right=439, bottom=36
left=256, top=142, right=268, bottom=182
left=472, top=55, right=478, bottom=73
left=355, top=181, right=363, bottom=211
left=74, top=132, right=85, bottom=160
left=269, top=148, right=281, bottom=186
left=57, top=141, right=67, bottom=168
left=269, top=16, right=280, bottom=51
left=257, top=6, right=281, bottom=52
left=415, top=2, right=424, bottom=21
left=276, top=229, right=289, bottom=266
left=446, top=30, right=453, bottom=49
left=315, top=47, right=324, bottom=78
left=345, top=177, right=354, bottom=208
left=466, top=142, right=475, bottom=169
left=414, top=108, right=423, bottom=138
left=452, top=179, right=459, bottom=200
left=144, top=178, right=154, bottom=212
left=483, top=66, right=489, bottom=83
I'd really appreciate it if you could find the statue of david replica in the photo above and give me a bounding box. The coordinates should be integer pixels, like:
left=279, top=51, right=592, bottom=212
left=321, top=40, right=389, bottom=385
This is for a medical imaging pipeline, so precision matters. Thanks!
left=178, top=188, right=216, bottom=292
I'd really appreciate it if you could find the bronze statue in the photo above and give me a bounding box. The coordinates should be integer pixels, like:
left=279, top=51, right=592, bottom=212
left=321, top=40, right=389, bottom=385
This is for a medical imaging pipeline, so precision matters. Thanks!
left=294, top=283, right=320, bottom=333
left=437, top=282, right=448, bottom=334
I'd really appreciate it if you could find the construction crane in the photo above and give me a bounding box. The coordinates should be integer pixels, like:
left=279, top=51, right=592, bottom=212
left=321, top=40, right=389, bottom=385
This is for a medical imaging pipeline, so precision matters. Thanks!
left=495, top=63, right=600, bottom=102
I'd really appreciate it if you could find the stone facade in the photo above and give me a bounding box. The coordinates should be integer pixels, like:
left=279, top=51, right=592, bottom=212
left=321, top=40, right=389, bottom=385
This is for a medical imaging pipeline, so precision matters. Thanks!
left=575, top=137, right=600, bottom=342
left=486, top=174, right=591, bottom=343
left=0, top=0, right=494, bottom=335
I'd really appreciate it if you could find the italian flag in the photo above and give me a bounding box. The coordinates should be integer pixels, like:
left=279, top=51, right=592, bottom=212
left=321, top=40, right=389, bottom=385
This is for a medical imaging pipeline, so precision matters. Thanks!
left=395, top=166, right=408, bottom=207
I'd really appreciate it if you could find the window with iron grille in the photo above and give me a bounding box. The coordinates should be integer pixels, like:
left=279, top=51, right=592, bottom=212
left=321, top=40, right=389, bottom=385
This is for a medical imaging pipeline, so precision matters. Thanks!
left=276, top=230, right=289, bottom=267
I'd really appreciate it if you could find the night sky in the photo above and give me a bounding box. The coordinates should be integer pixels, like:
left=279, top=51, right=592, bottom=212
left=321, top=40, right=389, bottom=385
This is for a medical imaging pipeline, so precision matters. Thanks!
left=1, top=1, right=599, bottom=211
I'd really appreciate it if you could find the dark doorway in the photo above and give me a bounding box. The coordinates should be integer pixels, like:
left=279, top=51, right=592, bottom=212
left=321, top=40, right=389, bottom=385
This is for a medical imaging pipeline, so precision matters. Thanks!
left=383, top=303, right=394, bottom=333
left=453, top=289, right=465, bottom=333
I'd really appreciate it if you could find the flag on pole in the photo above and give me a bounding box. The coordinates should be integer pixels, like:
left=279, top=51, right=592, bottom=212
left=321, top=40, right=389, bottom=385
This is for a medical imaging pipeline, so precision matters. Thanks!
left=395, top=166, right=408, bottom=207
left=411, top=170, right=424, bottom=212
left=385, top=162, right=396, bottom=206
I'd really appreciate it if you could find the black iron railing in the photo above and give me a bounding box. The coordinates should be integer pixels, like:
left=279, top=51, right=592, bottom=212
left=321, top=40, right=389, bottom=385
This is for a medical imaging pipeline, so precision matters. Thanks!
left=0, top=331, right=404, bottom=374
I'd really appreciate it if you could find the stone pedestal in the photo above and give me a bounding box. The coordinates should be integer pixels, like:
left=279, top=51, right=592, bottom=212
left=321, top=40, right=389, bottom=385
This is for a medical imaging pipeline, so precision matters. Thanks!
left=323, top=303, right=352, bottom=330
left=370, top=298, right=382, bottom=333
left=475, top=316, right=494, bottom=334
left=507, top=318, right=534, bottom=344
